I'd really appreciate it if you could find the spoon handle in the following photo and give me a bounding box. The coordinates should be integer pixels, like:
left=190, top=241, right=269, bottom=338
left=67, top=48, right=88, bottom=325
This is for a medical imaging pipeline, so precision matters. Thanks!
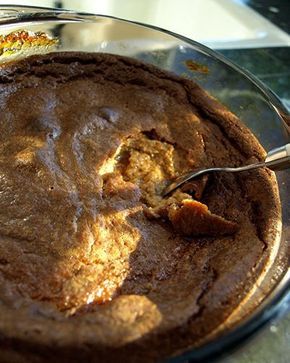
left=265, top=143, right=290, bottom=171
left=162, top=143, right=290, bottom=197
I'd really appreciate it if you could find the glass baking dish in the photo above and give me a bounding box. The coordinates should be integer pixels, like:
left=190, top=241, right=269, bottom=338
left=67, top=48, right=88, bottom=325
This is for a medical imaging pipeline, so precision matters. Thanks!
left=0, top=5, right=289, bottom=362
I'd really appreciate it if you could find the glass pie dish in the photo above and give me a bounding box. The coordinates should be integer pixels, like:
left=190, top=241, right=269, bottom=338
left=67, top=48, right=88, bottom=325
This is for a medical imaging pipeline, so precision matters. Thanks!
left=0, top=5, right=289, bottom=362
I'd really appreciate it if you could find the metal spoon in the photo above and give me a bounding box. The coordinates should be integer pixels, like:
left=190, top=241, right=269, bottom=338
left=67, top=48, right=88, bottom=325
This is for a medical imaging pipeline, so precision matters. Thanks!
left=162, top=143, right=290, bottom=197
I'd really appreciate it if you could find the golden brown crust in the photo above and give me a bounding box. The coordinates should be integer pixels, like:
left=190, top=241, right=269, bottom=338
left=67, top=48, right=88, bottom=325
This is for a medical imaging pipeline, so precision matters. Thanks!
left=0, top=52, right=280, bottom=362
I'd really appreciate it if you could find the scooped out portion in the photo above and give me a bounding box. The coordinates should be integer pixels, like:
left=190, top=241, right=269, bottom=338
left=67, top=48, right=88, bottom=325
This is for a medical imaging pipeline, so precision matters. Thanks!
left=168, top=200, right=239, bottom=236
left=115, top=131, right=238, bottom=236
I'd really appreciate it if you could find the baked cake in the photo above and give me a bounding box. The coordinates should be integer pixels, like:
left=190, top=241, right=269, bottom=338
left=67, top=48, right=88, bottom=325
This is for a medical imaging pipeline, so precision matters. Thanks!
left=0, top=52, right=280, bottom=362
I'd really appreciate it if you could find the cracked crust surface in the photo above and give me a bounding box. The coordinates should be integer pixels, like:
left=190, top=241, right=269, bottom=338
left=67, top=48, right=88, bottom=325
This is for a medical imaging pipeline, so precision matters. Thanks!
left=0, top=52, right=280, bottom=362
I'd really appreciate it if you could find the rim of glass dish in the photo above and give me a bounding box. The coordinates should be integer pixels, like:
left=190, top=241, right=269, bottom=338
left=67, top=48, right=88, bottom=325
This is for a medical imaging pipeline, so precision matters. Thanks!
left=0, top=5, right=289, bottom=363
left=0, top=4, right=289, bottom=121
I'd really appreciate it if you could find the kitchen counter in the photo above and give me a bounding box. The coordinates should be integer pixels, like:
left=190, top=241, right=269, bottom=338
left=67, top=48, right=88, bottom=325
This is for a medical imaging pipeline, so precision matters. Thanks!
left=218, top=47, right=290, bottom=110
left=247, top=0, right=290, bottom=34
